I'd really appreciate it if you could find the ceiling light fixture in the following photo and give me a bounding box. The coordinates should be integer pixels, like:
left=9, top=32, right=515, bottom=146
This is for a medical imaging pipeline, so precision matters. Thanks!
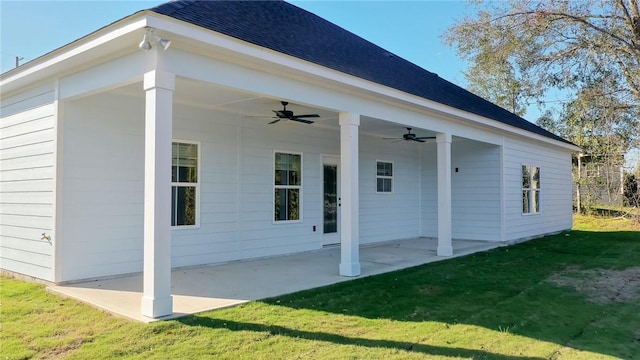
left=139, top=27, right=171, bottom=51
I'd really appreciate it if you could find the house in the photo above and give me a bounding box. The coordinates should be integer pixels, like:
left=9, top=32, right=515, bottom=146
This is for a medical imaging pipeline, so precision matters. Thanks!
left=0, top=0, right=579, bottom=319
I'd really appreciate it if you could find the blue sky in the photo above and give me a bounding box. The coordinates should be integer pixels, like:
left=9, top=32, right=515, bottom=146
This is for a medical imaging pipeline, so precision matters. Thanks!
left=3, top=1, right=637, bottom=167
left=1, top=1, right=471, bottom=85
left=7, top=0, right=577, bottom=125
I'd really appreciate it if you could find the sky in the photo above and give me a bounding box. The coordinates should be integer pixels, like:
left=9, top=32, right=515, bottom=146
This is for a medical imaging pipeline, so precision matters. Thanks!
left=3, top=0, right=637, bottom=168
left=0, top=1, right=472, bottom=88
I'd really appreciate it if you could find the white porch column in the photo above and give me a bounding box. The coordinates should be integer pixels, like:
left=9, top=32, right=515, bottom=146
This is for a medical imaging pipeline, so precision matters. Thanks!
left=436, top=133, right=453, bottom=256
left=339, top=112, right=361, bottom=277
left=141, top=70, right=175, bottom=318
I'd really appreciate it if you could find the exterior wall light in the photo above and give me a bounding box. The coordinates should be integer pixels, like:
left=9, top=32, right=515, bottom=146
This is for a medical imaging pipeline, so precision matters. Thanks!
left=139, top=27, right=171, bottom=51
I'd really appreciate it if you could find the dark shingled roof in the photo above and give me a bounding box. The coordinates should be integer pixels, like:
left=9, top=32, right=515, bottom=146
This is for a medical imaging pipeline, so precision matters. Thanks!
left=150, top=0, right=571, bottom=145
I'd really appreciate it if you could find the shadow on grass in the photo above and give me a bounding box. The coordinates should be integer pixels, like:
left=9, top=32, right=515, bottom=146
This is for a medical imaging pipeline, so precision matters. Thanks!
left=177, top=316, right=544, bottom=360
left=171, top=230, right=639, bottom=359
left=251, top=230, right=640, bottom=359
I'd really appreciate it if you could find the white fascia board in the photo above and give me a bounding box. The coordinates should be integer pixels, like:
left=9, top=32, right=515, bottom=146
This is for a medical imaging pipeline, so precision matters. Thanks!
left=0, top=13, right=151, bottom=96
left=1, top=10, right=579, bottom=153
left=152, top=14, right=579, bottom=153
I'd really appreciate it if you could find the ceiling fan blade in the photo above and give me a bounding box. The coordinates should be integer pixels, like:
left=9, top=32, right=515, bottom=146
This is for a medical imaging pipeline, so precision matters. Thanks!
left=382, top=137, right=402, bottom=140
left=268, top=118, right=281, bottom=124
left=412, top=138, right=426, bottom=143
left=273, top=110, right=286, bottom=117
left=293, top=114, right=320, bottom=118
left=415, top=136, right=436, bottom=140
left=291, top=118, right=314, bottom=124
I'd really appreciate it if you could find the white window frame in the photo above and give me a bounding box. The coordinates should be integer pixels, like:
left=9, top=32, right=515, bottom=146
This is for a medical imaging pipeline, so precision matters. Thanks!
left=376, top=160, right=394, bottom=194
left=522, top=164, right=540, bottom=215
left=273, top=150, right=303, bottom=223
left=171, top=139, right=201, bottom=229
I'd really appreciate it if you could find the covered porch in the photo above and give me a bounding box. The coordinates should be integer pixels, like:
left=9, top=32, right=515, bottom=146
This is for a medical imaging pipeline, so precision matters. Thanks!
left=54, top=19, right=505, bottom=319
left=49, top=237, right=500, bottom=323
left=58, top=66, right=505, bottom=319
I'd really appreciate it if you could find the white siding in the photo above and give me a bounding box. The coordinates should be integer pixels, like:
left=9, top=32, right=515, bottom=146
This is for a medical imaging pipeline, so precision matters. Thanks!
left=59, top=93, right=424, bottom=281
left=0, top=84, right=56, bottom=281
left=451, top=140, right=501, bottom=241
left=420, top=143, right=438, bottom=237
left=57, top=92, right=572, bottom=282
left=503, top=136, right=573, bottom=241
left=60, top=94, right=145, bottom=281
left=359, top=137, right=420, bottom=244
left=420, top=139, right=501, bottom=241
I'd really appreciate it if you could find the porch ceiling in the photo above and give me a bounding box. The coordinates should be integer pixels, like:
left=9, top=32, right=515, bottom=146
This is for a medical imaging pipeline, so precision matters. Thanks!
left=108, top=77, right=439, bottom=140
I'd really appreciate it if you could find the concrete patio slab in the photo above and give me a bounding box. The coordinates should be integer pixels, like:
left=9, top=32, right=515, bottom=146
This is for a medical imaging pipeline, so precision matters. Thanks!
left=48, top=238, right=500, bottom=323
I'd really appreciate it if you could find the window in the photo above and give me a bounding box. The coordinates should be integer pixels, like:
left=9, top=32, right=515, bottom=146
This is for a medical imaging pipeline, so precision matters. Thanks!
left=522, top=165, right=540, bottom=214
left=274, top=152, right=302, bottom=222
left=172, top=141, right=199, bottom=227
left=376, top=161, right=393, bottom=193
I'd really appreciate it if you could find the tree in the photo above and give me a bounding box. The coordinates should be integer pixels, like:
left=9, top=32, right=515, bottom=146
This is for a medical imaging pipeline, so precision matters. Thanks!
left=445, top=1, right=640, bottom=212
left=443, top=0, right=640, bottom=146
left=535, top=84, right=633, bottom=211
left=624, top=173, right=640, bottom=208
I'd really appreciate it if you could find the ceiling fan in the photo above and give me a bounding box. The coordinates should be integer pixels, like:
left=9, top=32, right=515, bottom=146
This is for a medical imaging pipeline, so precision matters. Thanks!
left=268, top=101, right=320, bottom=124
left=383, top=128, right=436, bottom=143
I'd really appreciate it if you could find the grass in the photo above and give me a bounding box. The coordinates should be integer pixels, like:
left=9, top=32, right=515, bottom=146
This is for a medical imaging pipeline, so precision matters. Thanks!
left=2, top=215, right=639, bottom=359
left=574, top=213, right=640, bottom=231
left=582, top=205, right=640, bottom=222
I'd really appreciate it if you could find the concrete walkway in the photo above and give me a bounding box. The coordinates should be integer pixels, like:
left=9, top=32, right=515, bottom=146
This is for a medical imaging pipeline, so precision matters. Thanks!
left=49, top=238, right=500, bottom=323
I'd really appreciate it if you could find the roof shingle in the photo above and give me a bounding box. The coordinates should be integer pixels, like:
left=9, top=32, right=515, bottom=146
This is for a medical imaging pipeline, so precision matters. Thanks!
left=150, top=0, right=571, bottom=144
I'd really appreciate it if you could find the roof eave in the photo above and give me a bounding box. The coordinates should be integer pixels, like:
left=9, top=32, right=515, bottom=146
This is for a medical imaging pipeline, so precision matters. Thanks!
left=0, top=11, right=155, bottom=96
left=1, top=7, right=578, bottom=152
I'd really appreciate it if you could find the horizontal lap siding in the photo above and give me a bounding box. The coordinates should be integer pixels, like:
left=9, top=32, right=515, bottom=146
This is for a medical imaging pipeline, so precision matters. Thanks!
left=172, top=109, right=422, bottom=267
left=420, top=143, right=437, bottom=237
left=359, top=139, right=420, bottom=244
left=61, top=94, right=145, bottom=281
left=504, top=137, right=573, bottom=241
left=421, top=140, right=501, bottom=241
left=61, top=93, right=425, bottom=280
left=1, top=88, right=56, bottom=281
left=451, top=141, right=501, bottom=241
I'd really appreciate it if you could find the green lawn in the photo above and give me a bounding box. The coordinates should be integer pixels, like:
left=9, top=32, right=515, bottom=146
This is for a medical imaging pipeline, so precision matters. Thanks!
left=2, top=215, right=639, bottom=359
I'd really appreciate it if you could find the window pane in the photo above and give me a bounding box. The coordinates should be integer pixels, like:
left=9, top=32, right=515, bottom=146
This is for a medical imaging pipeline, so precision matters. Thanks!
left=275, top=169, right=287, bottom=185
left=275, top=153, right=286, bottom=169
left=532, top=167, right=540, bottom=189
left=522, top=165, right=530, bottom=188
left=377, top=162, right=392, bottom=176
left=384, top=178, right=392, bottom=192
left=275, top=153, right=301, bottom=186
left=532, top=190, right=540, bottom=213
left=522, top=190, right=530, bottom=213
left=173, top=142, right=198, bottom=183
left=172, top=143, right=178, bottom=182
left=275, top=188, right=287, bottom=221
left=171, top=187, right=177, bottom=226
left=377, top=177, right=392, bottom=192
left=274, top=188, right=300, bottom=221
left=287, top=189, right=300, bottom=220
left=174, top=186, right=196, bottom=226
left=290, top=154, right=301, bottom=168
left=274, top=153, right=301, bottom=221
left=323, top=165, right=337, bottom=234
left=289, top=169, right=300, bottom=186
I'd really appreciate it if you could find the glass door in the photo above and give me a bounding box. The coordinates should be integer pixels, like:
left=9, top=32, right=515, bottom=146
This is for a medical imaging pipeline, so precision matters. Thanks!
left=322, top=156, right=340, bottom=246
